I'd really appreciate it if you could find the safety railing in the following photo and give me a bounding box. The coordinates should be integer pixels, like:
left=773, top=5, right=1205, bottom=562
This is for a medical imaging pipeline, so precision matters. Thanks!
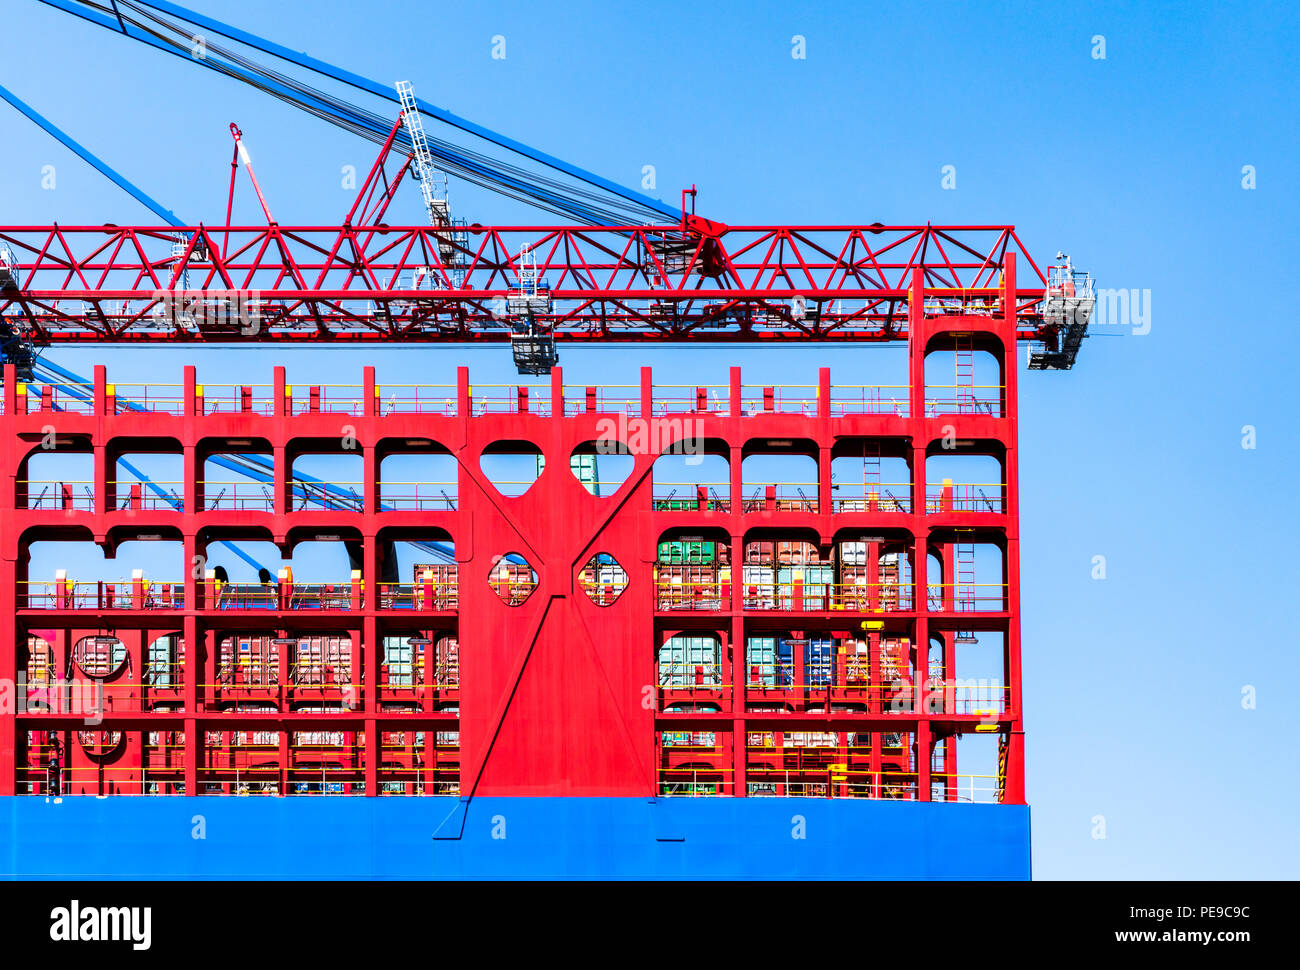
left=829, top=385, right=910, bottom=416
left=199, top=481, right=275, bottom=511
left=923, top=294, right=1004, bottom=317
left=286, top=668, right=356, bottom=689
left=22, top=679, right=187, bottom=715
left=578, top=578, right=628, bottom=606
left=19, top=764, right=196, bottom=797
left=19, top=481, right=95, bottom=511
left=379, top=484, right=458, bottom=511
left=926, top=583, right=1008, bottom=612
left=654, top=580, right=727, bottom=611
left=830, top=484, right=911, bottom=513
left=17, top=379, right=1015, bottom=420
left=925, top=483, right=1005, bottom=513
left=209, top=585, right=278, bottom=609
left=739, top=484, right=820, bottom=512
left=379, top=661, right=460, bottom=688
left=650, top=484, right=730, bottom=512
left=206, top=674, right=282, bottom=694
left=742, top=582, right=915, bottom=612
left=649, top=384, right=729, bottom=414
left=746, top=666, right=906, bottom=695
left=108, top=383, right=186, bottom=414
left=924, top=385, right=1005, bottom=417
left=657, top=664, right=725, bottom=688
left=287, top=384, right=364, bottom=416
left=375, top=581, right=459, bottom=611
left=564, top=384, right=640, bottom=416
left=375, top=384, right=458, bottom=415
left=468, top=383, right=553, bottom=417
left=20, top=581, right=185, bottom=610
left=116, top=482, right=184, bottom=511
left=653, top=581, right=921, bottom=612
left=210, top=583, right=358, bottom=610
left=288, top=482, right=363, bottom=511
left=740, top=383, right=818, bottom=415
left=743, top=768, right=922, bottom=800
left=22, top=383, right=95, bottom=414
left=198, top=383, right=276, bottom=415
left=930, top=772, right=1001, bottom=803
left=948, top=683, right=1010, bottom=716
left=655, top=766, right=734, bottom=797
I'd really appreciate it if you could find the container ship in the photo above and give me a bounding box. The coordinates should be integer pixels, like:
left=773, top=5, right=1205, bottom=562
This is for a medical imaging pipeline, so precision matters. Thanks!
left=0, top=2, right=1102, bottom=880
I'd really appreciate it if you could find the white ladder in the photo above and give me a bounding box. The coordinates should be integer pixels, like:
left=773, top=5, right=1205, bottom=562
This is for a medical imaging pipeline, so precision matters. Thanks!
left=396, top=80, right=448, bottom=226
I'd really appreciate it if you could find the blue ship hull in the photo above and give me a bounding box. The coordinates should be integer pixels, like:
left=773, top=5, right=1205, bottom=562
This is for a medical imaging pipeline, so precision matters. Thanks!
left=1, top=796, right=1030, bottom=880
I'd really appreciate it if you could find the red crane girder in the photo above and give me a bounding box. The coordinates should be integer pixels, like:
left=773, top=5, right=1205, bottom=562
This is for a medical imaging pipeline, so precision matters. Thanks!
left=0, top=223, right=1051, bottom=344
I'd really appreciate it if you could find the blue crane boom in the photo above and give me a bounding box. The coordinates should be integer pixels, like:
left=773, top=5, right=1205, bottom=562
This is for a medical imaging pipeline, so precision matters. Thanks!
left=0, top=81, right=186, bottom=228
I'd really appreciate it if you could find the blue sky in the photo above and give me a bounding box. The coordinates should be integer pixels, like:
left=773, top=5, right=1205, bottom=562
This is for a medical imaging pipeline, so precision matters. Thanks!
left=3, top=0, right=1298, bottom=878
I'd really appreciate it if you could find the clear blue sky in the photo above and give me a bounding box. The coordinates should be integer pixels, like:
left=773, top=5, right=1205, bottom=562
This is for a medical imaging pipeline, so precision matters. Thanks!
left=3, top=0, right=1297, bottom=878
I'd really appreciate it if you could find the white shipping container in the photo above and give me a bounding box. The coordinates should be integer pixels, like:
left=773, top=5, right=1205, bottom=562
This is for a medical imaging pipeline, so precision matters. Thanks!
left=838, top=541, right=867, bottom=566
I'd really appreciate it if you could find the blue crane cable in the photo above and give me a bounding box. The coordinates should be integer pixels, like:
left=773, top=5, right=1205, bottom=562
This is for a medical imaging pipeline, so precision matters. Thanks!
left=129, top=0, right=680, bottom=221
left=33, top=0, right=675, bottom=224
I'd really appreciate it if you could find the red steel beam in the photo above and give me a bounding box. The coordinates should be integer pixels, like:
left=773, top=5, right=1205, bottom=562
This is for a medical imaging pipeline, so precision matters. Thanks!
left=0, top=223, right=1052, bottom=344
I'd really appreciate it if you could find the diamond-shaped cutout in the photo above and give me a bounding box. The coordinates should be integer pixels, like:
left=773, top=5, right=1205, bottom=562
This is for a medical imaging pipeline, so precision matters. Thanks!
left=580, top=553, right=628, bottom=606
left=488, top=553, right=539, bottom=606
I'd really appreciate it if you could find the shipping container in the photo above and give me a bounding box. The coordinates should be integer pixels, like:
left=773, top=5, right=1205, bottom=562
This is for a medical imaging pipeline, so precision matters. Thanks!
left=741, top=564, right=776, bottom=609
left=805, top=638, right=834, bottom=685
left=657, top=538, right=725, bottom=565
left=880, top=637, right=913, bottom=688
left=746, top=636, right=793, bottom=687
left=218, top=635, right=281, bottom=685
left=841, top=638, right=870, bottom=685
left=775, top=564, right=834, bottom=609
left=658, top=634, right=721, bottom=686
left=837, top=564, right=873, bottom=609
left=489, top=560, right=538, bottom=605
left=776, top=539, right=823, bottom=564
left=837, top=540, right=868, bottom=567
left=655, top=564, right=722, bottom=610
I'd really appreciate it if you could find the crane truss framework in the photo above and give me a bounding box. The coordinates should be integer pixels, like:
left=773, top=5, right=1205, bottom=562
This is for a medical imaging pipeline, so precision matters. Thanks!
left=0, top=268, right=1027, bottom=803
left=0, top=225, right=1069, bottom=344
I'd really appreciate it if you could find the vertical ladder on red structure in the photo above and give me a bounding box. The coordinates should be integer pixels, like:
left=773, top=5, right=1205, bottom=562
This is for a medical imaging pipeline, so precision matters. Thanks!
left=863, top=443, right=880, bottom=510
left=996, top=734, right=1008, bottom=803
left=956, top=536, right=976, bottom=612
left=954, top=334, right=975, bottom=413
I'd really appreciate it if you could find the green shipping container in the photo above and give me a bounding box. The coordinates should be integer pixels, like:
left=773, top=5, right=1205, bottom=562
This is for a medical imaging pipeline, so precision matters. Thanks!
left=657, top=539, right=717, bottom=564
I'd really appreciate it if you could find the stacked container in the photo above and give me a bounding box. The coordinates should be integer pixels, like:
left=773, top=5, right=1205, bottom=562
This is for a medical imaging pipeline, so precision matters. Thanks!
left=655, top=538, right=727, bottom=610
left=413, top=563, right=459, bottom=610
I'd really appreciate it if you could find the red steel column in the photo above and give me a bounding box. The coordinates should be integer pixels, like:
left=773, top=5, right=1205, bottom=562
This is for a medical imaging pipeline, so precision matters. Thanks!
left=0, top=366, right=14, bottom=794
left=729, top=365, right=746, bottom=796
left=363, top=531, right=379, bottom=795
left=1001, top=253, right=1026, bottom=804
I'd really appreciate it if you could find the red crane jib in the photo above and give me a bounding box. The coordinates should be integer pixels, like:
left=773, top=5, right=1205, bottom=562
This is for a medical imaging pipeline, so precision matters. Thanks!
left=0, top=223, right=1051, bottom=344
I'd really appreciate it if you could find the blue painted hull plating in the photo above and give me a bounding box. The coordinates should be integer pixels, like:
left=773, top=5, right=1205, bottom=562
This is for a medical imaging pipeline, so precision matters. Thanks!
left=1, top=796, right=1030, bottom=880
